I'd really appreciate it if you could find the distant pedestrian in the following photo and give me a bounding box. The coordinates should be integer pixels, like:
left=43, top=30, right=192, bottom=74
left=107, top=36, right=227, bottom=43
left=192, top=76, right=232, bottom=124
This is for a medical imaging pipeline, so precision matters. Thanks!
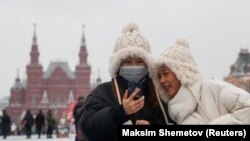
left=35, top=109, right=45, bottom=138
left=1, top=109, right=11, bottom=139
left=22, top=110, right=34, bottom=138
left=46, top=110, right=55, bottom=138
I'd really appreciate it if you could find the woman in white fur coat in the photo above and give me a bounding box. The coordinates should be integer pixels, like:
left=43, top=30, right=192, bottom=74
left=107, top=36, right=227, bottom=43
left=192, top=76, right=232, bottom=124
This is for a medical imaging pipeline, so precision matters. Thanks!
left=155, top=38, right=250, bottom=124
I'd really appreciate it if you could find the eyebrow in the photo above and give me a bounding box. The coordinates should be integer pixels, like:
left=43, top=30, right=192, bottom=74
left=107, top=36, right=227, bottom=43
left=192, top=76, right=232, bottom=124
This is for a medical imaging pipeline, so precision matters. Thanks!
left=124, top=58, right=131, bottom=61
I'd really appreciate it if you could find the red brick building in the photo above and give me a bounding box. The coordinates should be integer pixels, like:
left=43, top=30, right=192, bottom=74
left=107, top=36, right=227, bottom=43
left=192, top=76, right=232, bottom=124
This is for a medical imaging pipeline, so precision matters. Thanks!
left=7, top=25, right=91, bottom=124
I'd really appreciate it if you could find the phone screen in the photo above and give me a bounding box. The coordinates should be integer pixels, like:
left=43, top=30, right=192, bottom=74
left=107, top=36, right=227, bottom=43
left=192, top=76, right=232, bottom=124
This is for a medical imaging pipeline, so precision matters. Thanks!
left=127, top=81, right=143, bottom=100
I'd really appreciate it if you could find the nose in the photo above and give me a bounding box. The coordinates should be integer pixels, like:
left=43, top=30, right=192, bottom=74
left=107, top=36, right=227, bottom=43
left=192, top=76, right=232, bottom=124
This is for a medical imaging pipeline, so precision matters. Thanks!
left=159, top=76, right=165, bottom=85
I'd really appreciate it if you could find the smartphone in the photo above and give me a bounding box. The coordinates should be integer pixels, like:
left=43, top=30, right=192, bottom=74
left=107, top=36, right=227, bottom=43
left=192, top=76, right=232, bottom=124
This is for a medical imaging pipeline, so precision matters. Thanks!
left=127, top=81, right=143, bottom=100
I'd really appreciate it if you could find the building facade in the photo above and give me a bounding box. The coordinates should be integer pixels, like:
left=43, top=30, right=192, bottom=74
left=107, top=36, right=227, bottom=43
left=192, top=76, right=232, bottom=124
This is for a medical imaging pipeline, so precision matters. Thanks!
left=224, top=48, right=250, bottom=92
left=7, top=25, right=91, bottom=124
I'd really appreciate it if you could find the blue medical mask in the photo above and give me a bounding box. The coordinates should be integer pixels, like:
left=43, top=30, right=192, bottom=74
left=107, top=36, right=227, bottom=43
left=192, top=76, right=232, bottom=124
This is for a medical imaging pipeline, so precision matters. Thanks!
left=119, top=66, right=148, bottom=82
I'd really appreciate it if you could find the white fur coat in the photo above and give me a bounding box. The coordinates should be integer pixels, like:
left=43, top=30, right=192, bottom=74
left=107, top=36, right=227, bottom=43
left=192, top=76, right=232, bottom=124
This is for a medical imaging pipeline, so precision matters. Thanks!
left=167, top=79, right=250, bottom=124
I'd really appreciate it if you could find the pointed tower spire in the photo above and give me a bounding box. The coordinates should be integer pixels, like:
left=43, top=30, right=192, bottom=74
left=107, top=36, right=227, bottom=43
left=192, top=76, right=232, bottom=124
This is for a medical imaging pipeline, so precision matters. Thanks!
left=96, top=69, right=102, bottom=84
left=12, top=68, right=23, bottom=89
left=79, top=24, right=88, bottom=65
left=33, top=23, right=37, bottom=45
left=16, top=68, right=20, bottom=82
left=81, top=24, right=86, bottom=47
left=29, top=23, right=40, bottom=65
left=75, top=24, right=91, bottom=98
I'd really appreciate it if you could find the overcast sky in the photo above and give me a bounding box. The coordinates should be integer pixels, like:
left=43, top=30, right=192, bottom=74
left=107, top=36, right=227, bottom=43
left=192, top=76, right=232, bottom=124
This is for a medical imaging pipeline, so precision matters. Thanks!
left=0, top=0, right=250, bottom=99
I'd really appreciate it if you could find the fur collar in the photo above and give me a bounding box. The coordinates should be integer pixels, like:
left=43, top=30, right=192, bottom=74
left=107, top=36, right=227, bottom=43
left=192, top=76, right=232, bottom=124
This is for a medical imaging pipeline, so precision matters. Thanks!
left=168, top=81, right=202, bottom=123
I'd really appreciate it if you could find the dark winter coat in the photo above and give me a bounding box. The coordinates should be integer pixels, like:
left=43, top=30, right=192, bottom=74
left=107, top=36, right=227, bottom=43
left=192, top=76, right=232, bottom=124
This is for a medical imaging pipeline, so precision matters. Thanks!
left=79, top=76, right=167, bottom=141
left=46, top=116, right=56, bottom=128
left=1, top=113, right=11, bottom=134
left=35, top=113, right=45, bottom=129
left=23, top=113, right=34, bottom=129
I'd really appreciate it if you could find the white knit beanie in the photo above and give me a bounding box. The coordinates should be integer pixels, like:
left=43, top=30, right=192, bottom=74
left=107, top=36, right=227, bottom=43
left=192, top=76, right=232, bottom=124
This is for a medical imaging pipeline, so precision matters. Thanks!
left=155, top=38, right=201, bottom=102
left=109, top=23, right=154, bottom=78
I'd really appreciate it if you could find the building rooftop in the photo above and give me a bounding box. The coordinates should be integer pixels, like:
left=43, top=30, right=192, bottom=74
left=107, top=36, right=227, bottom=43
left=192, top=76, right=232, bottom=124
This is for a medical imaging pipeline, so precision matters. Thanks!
left=230, top=48, right=250, bottom=75
left=43, top=61, right=75, bottom=79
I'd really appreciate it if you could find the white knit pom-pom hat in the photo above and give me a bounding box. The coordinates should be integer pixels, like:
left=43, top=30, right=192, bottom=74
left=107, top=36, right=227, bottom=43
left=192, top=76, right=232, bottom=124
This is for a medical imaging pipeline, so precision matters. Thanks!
left=109, top=22, right=154, bottom=78
left=155, top=38, right=201, bottom=102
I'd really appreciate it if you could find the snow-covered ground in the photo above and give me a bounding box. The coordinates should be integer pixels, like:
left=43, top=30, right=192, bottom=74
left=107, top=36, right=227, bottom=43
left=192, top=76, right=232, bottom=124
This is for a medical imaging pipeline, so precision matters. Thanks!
left=1, top=134, right=76, bottom=141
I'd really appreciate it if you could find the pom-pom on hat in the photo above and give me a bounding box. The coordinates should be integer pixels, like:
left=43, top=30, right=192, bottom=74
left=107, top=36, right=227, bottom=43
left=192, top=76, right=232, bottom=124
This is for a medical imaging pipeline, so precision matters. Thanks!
left=156, top=38, right=201, bottom=85
left=109, top=22, right=154, bottom=78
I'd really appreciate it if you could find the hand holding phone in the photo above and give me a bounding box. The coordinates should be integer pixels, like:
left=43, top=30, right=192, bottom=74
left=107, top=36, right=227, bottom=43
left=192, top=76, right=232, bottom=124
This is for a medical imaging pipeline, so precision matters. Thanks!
left=127, top=81, right=143, bottom=100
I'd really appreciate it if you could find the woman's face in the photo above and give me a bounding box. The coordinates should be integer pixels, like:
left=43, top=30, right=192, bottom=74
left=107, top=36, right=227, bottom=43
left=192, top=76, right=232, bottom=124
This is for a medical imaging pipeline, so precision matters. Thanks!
left=157, top=66, right=181, bottom=99
left=121, top=57, right=145, bottom=66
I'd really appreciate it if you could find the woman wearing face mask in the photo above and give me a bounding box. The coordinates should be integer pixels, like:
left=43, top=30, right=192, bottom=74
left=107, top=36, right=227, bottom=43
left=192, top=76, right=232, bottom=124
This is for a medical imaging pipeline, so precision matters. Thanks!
left=78, top=23, right=169, bottom=141
left=155, top=38, right=250, bottom=124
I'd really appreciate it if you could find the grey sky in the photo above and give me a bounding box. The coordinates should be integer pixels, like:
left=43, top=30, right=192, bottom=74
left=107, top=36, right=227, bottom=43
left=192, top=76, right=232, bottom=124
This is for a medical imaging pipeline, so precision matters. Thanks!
left=0, top=0, right=250, bottom=99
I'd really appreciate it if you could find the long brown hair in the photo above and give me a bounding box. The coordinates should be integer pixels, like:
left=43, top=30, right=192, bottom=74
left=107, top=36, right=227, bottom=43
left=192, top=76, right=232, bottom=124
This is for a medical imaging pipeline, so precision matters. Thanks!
left=111, top=79, right=120, bottom=103
left=147, top=78, right=159, bottom=109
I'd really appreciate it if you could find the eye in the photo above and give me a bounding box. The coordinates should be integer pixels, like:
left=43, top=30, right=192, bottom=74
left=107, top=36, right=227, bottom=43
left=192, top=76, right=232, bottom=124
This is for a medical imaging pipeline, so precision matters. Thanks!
left=137, top=60, right=143, bottom=64
left=136, top=58, right=144, bottom=64
left=157, top=73, right=161, bottom=79
left=124, top=59, right=131, bottom=64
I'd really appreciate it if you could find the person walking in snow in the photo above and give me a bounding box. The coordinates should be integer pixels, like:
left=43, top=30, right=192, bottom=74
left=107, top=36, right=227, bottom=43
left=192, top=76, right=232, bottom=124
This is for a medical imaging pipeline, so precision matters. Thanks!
left=22, top=110, right=34, bottom=138
left=35, top=109, right=45, bottom=138
left=1, top=109, right=11, bottom=139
